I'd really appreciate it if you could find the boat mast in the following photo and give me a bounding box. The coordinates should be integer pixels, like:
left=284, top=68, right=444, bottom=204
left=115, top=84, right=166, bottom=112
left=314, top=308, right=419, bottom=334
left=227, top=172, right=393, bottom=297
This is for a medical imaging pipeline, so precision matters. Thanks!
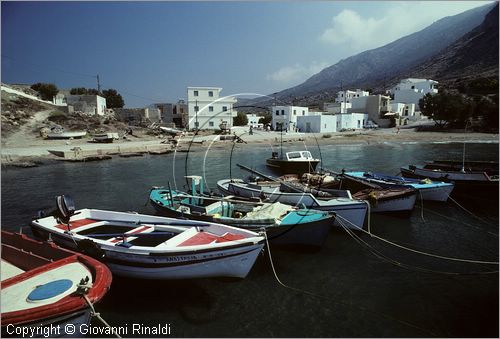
left=280, top=122, right=283, bottom=158
left=461, top=120, right=470, bottom=173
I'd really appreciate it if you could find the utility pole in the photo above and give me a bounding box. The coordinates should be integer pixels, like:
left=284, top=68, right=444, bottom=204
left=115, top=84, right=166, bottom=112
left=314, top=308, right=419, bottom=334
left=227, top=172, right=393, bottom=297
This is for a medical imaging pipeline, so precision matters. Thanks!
left=96, top=74, right=101, bottom=94
left=195, top=99, right=199, bottom=132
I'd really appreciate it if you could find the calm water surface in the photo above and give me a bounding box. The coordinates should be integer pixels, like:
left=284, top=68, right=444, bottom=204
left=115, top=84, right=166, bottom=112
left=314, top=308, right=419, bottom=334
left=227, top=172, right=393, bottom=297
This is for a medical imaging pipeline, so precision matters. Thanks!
left=2, top=141, right=499, bottom=337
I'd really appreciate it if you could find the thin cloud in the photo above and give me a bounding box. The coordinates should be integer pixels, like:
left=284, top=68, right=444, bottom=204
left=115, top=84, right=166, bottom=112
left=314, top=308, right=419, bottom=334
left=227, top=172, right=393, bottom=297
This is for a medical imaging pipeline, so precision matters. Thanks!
left=266, top=61, right=329, bottom=85
left=319, top=2, right=493, bottom=55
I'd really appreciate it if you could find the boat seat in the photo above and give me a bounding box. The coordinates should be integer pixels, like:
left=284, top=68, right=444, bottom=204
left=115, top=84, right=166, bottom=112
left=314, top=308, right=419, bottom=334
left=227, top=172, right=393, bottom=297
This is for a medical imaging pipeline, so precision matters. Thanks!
left=178, top=231, right=245, bottom=247
left=55, top=218, right=98, bottom=231
left=1, top=259, right=25, bottom=281
left=109, top=225, right=154, bottom=244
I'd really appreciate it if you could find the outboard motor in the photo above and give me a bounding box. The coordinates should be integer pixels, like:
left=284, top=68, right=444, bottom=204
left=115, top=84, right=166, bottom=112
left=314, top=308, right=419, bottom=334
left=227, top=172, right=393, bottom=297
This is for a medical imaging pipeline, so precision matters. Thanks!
left=55, top=195, right=76, bottom=225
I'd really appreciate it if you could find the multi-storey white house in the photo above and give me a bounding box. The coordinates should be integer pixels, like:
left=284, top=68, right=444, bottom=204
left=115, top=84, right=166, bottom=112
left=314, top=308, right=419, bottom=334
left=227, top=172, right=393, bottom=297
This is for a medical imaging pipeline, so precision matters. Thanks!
left=187, top=87, right=237, bottom=130
left=335, top=89, right=369, bottom=104
left=271, top=105, right=317, bottom=131
left=390, top=78, right=438, bottom=110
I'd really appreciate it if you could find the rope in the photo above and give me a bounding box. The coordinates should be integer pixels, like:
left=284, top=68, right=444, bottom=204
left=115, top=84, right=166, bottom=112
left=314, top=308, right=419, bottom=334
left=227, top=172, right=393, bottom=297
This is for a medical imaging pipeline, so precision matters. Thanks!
left=82, top=294, right=121, bottom=338
left=336, top=214, right=499, bottom=265
left=448, top=196, right=496, bottom=227
left=419, top=190, right=426, bottom=223
left=336, top=218, right=498, bottom=275
left=262, top=230, right=439, bottom=336
left=418, top=205, right=499, bottom=237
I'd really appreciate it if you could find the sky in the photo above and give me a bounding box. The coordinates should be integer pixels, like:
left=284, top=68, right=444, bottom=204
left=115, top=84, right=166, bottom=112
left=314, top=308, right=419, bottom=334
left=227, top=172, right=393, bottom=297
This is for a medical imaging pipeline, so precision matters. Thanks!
left=1, top=1, right=493, bottom=108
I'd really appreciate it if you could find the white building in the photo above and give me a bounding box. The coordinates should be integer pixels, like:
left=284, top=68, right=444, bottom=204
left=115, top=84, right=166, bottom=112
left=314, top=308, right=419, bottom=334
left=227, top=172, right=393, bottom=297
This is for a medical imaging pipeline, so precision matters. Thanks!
left=335, top=89, right=369, bottom=104
left=246, top=114, right=263, bottom=129
left=271, top=105, right=311, bottom=131
left=297, top=115, right=337, bottom=133
left=187, top=87, right=237, bottom=130
left=336, top=113, right=369, bottom=130
left=390, top=78, right=438, bottom=110
left=66, top=95, right=107, bottom=116
left=324, top=102, right=351, bottom=114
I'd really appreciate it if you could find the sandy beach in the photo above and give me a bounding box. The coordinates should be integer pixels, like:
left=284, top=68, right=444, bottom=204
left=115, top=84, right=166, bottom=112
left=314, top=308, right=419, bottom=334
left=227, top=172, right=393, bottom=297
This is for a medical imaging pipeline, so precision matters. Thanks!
left=1, top=127, right=498, bottom=167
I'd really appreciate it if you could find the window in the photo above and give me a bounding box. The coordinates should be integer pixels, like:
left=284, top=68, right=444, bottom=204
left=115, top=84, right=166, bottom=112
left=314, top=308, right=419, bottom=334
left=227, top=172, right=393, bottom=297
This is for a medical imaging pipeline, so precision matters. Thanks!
left=208, top=91, right=213, bottom=97
left=293, top=110, right=296, bottom=115
left=194, top=90, right=199, bottom=96
left=222, top=106, right=228, bottom=112
left=209, top=106, right=214, bottom=112
left=302, top=110, right=305, bottom=115
left=275, top=111, right=279, bottom=116
left=209, top=121, right=214, bottom=127
left=281, top=110, right=285, bottom=115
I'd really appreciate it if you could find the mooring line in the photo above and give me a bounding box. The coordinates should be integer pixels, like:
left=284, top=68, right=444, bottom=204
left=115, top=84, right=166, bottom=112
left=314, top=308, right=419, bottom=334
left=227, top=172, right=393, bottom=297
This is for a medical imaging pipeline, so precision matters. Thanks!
left=337, top=218, right=498, bottom=275
left=262, top=231, right=440, bottom=337
left=414, top=204, right=499, bottom=237
left=448, top=195, right=497, bottom=227
left=336, top=215, right=498, bottom=265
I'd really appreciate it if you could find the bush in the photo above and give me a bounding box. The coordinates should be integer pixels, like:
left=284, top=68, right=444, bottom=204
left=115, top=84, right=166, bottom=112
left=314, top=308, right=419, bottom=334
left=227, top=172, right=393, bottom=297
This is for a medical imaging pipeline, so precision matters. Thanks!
left=31, top=83, right=59, bottom=101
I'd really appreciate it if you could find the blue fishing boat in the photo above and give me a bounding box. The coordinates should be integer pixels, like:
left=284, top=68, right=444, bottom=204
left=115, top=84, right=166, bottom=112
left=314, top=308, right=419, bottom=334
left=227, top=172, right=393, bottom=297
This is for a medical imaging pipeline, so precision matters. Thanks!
left=149, top=176, right=336, bottom=247
left=344, top=171, right=455, bottom=202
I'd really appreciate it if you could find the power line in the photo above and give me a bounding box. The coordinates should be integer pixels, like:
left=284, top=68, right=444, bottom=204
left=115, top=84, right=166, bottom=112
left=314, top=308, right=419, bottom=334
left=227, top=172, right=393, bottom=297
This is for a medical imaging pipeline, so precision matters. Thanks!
left=1, top=54, right=97, bottom=79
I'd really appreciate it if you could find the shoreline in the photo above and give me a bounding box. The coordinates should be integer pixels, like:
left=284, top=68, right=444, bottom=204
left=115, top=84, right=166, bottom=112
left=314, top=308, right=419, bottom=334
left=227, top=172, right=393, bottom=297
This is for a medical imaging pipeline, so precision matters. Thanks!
left=1, top=128, right=498, bottom=168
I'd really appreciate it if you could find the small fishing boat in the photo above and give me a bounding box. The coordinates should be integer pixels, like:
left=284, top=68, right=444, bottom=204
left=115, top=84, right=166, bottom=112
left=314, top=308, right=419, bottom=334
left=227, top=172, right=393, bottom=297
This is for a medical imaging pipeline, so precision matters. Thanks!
left=266, top=151, right=320, bottom=174
left=46, top=127, right=87, bottom=139
left=265, top=126, right=319, bottom=174
left=343, top=171, right=454, bottom=202
left=91, top=132, right=119, bottom=143
left=1, top=231, right=112, bottom=337
left=217, top=172, right=367, bottom=231
left=338, top=173, right=417, bottom=213
left=31, top=196, right=264, bottom=280
left=278, top=173, right=417, bottom=214
left=149, top=176, right=335, bottom=247
left=401, top=160, right=499, bottom=198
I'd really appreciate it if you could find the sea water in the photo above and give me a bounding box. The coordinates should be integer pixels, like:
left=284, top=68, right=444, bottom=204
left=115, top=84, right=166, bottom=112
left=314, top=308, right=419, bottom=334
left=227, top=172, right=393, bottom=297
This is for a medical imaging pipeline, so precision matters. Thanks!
left=1, top=141, right=498, bottom=337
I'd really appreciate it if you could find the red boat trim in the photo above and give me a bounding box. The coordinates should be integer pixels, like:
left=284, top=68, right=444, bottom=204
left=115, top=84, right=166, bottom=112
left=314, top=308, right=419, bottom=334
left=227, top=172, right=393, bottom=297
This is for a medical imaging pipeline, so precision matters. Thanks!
left=179, top=231, right=245, bottom=246
left=1, top=231, right=112, bottom=326
left=55, top=218, right=97, bottom=231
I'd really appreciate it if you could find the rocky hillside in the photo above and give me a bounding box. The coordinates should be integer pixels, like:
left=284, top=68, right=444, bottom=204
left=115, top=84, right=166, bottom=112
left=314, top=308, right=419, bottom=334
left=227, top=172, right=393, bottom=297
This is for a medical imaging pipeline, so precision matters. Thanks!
left=406, top=4, right=499, bottom=92
left=239, top=3, right=496, bottom=109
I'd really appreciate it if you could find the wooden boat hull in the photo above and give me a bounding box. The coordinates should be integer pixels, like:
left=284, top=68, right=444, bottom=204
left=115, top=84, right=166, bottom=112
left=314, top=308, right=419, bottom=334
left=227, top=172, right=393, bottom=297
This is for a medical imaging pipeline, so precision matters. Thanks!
left=150, top=198, right=333, bottom=247
left=46, top=132, right=87, bottom=139
left=266, top=158, right=319, bottom=174
left=344, top=172, right=454, bottom=202
left=31, top=209, right=264, bottom=280
left=401, top=167, right=499, bottom=199
left=217, top=179, right=367, bottom=230
left=1, top=231, right=111, bottom=335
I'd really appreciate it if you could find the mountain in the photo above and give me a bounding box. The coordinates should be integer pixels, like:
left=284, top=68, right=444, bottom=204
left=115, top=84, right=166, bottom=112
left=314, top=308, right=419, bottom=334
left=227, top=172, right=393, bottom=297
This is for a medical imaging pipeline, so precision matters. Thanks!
left=240, top=3, right=496, bottom=109
left=405, top=4, right=498, bottom=90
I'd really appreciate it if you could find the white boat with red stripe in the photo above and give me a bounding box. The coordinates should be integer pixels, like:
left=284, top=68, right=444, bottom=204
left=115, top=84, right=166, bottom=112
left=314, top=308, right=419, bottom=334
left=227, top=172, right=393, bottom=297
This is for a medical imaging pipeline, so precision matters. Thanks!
left=30, top=196, right=265, bottom=280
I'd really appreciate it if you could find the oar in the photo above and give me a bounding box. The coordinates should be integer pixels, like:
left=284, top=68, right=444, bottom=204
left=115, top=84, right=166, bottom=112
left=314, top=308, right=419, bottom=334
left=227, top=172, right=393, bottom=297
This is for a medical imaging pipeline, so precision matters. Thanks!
left=79, top=218, right=213, bottom=228
left=86, top=231, right=177, bottom=239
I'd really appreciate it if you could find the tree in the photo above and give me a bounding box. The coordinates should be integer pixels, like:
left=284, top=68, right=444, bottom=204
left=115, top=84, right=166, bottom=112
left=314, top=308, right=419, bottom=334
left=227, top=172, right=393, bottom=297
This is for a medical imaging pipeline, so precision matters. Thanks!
left=31, top=83, right=59, bottom=101
left=102, top=89, right=124, bottom=108
left=233, top=111, right=248, bottom=126
left=419, top=91, right=469, bottom=128
left=260, top=112, right=272, bottom=125
left=70, top=87, right=99, bottom=95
